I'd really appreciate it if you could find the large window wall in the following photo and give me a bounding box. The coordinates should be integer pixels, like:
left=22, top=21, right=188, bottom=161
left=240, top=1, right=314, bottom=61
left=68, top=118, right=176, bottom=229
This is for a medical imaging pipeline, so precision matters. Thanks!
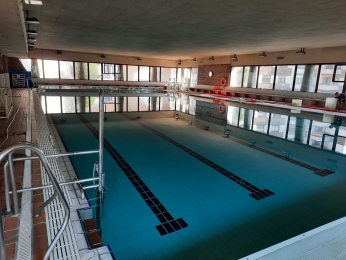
left=33, top=59, right=196, bottom=83
left=226, top=106, right=346, bottom=154
left=231, top=63, right=346, bottom=93
left=41, top=96, right=176, bottom=114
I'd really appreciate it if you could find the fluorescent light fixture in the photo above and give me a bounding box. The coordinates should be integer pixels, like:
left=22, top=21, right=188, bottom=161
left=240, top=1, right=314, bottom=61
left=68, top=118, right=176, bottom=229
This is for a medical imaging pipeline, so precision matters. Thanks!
left=100, top=54, right=106, bottom=58
left=26, top=29, right=37, bottom=35
left=178, top=59, right=182, bottom=65
left=137, top=57, right=142, bottom=60
left=27, top=36, right=36, bottom=41
left=259, top=52, right=266, bottom=57
left=231, top=54, right=238, bottom=61
left=208, top=56, right=214, bottom=60
left=25, top=17, right=40, bottom=24
left=192, top=58, right=196, bottom=62
left=24, top=0, right=43, bottom=5
left=296, top=48, right=306, bottom=55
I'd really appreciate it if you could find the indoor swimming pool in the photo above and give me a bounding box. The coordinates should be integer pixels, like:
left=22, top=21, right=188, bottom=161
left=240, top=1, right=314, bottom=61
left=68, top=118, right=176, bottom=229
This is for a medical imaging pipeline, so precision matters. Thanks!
left=51, top=112, right=346, bottom=260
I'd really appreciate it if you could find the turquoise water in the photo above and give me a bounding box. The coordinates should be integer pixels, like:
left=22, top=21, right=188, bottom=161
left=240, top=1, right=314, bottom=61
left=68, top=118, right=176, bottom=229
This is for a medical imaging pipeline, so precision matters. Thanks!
left=52, top=113, right=346, bottom=260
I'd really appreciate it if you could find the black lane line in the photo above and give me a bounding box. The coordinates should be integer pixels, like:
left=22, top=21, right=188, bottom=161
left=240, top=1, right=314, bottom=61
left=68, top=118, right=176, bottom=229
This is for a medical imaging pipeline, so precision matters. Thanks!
left=122, top=114, right=274, bottom=201
left=76, top=114, right=188, bottom=236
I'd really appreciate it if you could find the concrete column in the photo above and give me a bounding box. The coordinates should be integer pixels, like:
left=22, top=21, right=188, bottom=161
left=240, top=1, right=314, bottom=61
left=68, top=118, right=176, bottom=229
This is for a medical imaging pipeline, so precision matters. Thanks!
left=150, top=97, right=157, bottom=111
left=300, top=65, right=315, bottom=92
left=245, top=66, right=257, bottom=88
left=2, top=55, right=9, bottom=87
left=150, top=67, right=158, bottom=82
left=243, top=109, right=252, bottom=128
left=77, top=97, right=87, bottom=113
left=31, top=58, right=39, bottom=78
left=116, top=65, right=124, bottom=81
left=77, top=63, right=86, bottom=80
left=294, top=118, right=307, bottom=142
left=117, top=97, right=124, bottom=112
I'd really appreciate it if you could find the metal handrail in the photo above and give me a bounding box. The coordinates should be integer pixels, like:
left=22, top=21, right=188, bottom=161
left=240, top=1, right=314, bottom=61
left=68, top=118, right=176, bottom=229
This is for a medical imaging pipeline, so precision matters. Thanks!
left=0, top=142, right=70, bottom=260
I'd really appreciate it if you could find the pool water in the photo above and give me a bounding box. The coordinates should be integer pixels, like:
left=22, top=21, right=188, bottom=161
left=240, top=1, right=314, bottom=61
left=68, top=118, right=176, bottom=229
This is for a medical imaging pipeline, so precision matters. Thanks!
left=52, top=113, right=346, bottom=260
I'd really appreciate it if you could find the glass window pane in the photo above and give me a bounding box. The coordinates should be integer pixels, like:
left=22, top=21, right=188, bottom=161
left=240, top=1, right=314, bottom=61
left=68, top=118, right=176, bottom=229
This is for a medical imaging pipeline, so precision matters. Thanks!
left=258, top=66, right=275, bottom=89
left=275, top=65, right=295, bottom=91
left=103, top=64, right=114, bottom=74
left=269, top=114, right=288, bottom=138
left=76, top=97, right=90, bottom=113
left=89, top=63, right=102, bottom=80
left=149, top=97, right=160, bottom=111
left=239, top=108, right=253, bottom=129
left=46, top=96, right=61, bottom=113
left=230, top=67, right=243, bottom=87
left=43, top=60, right=59, bottom=78
left=336, top=124, right=346, bottom=154
left=41, top=96, right=46, bottom=114
left=191, top=68, right=198, bottom=85
left=105, top=97, right=115, bottom=112
left=160, top=97, right=175, bottom=110
left=287, top=117, right=310, bottom=144
left=177, top=68, right=182, bottom=83
left=128, top=97, right=138, bottom=111
left=115, top=65, right=126, bottom=81
left=31, top=59, right=43, bottom=78
left=317, top=64, right=344, bottom=93
left=294, top=65, right=318, bottom=92
left=309, top=120, right=335, bottom=149
left=253, top=111, right=269, bottom=133
left=128, top=65, right=138, bottom=81
left=139, top=66, right=149, bottom=81
left=62, top=97, right=75, bottom=113
left=176, top=99, right=181, bottom=111
left=181, top=96, right=188, bottom=113
left=242, top=66, right=258, bottom=88
left=90, top=97, right=99, bottom=112
left=227, top=106, right=239, bottom=126
left=161, top=68, right=177, bottom=83
left=183, top=68, right=191, bottom=84
left=334, top=65, right=346, bottom=82
left=139, top=97, right=149, bottom=111
left=60, top=61, right=74, bottom=79
left=75, top=62, right=88, bottom=80
left=189, top=98, right=196, bottom=115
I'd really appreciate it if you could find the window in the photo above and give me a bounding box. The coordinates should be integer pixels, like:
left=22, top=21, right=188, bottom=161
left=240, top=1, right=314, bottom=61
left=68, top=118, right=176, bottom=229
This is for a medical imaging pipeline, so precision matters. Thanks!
left=43, top=60, right=59, bottom=78
left=161, top=67, right=177, bottom=83
left=139, top=66, right=149, bottom=81
left=89, top=63, right=102, bottom=80
left=287, top=117, right=310, bottom=144
left=258, top=66, right=275, bottom=89
left=128, top=66, right=138, bottom=81
left=46, top=96, right=61, bottom=113
left=160, top=97, right=175, bottom=110
left=60, top=61, right=74, bottom=79
left=189, top=98, right=196, bottom=115
left=128, top=97, right=138, bottom=111
left=239, top=108, right=253, bottom=129
left=227, top=106, right=240, bottom=126
left=105, top=97, right=115, bottom=112
left=262, top=76, right=271, bottom=83
left=252, top=111, right=269, bottom=133
left=277, top=77, right=285, bottom=83
left=325, top=65, right=333, bottom=70
left=139, top=97, right=149, bottom=111
left=230, top=67, right=243, bottom=87
left=321, top=77, right=331, bottom=85
left=269, top=114, right=288, bottom=138
left=103, top=64, right=115, bottom=81
left=275, top=65, right=295, bottom=91
left=115, top=65, right=126, bottom=81
left=62, top=97, right=75, bottom=113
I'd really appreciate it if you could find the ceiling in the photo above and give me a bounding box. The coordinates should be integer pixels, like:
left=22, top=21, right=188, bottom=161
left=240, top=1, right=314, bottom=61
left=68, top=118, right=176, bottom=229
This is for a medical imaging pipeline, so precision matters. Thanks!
left=2, top=0, right=346, bottom=60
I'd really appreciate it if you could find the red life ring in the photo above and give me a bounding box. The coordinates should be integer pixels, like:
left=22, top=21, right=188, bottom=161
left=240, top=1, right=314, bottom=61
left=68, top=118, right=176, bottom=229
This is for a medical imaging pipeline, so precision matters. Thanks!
left=221, top=78, right=227, bottom=87
left=219, top=105, right=225, bottom=113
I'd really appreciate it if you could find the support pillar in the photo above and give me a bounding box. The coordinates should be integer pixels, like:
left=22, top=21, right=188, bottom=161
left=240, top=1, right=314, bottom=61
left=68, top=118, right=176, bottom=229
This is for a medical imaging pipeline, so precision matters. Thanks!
left=150, top=67, right=158, bottom=82
left=301, top=65, right=315, bottom=92
left=2, top=55, right=9, bottom=87
left=117, top=97, right=124, bottom=112
left=31, top=58, right=39, bottom=78
left=150, top=97, right=158, bottom=111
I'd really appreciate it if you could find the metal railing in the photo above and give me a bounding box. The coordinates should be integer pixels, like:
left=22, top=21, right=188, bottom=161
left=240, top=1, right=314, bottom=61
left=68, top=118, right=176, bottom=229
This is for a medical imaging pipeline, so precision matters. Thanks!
left=0, top=142, right=70, bottom=260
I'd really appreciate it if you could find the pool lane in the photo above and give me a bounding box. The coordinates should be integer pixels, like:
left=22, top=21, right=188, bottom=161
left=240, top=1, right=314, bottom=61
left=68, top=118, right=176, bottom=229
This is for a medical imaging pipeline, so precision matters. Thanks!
left=121, top=114, right=274, bottom=201
left=77, top=114, right=188, bottom=236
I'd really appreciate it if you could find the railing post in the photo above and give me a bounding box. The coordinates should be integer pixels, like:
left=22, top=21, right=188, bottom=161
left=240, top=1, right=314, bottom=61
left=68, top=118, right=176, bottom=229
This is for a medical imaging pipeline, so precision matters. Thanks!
left=97, top=89, right=104, bottom=235
left=8, top=152, right=19, bottom=215
left=3, top=161, right=12, bottom=213
left=0, top=207, right=6, bottom=260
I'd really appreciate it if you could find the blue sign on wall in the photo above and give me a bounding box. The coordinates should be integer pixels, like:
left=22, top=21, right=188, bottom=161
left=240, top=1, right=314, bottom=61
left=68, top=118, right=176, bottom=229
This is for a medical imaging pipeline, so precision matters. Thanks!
left=9, top=71, right=32, bottom=88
